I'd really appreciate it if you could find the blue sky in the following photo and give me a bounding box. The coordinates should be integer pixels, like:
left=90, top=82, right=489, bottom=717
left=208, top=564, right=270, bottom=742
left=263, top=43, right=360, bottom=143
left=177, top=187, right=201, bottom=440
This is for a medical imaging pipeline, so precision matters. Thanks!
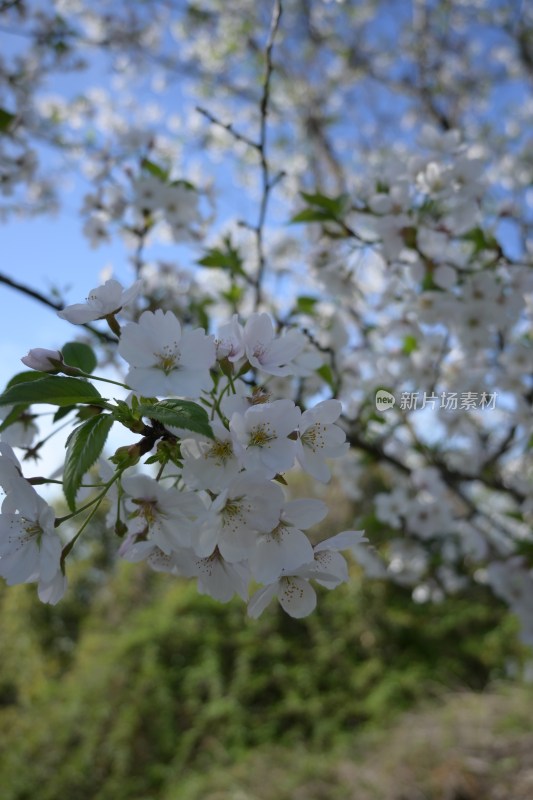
left=0, top=212, right=131, bottom=389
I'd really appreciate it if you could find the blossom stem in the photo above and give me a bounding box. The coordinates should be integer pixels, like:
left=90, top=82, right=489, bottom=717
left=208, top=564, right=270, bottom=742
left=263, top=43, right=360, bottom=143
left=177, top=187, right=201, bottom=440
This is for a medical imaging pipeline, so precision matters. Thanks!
left=105, top=313, right=122, bottom=337
left=59, top=474, right=121, bottom=565
left=55, top=473, right=120, bottom=526
left=76, top=370, right=130, bottom=389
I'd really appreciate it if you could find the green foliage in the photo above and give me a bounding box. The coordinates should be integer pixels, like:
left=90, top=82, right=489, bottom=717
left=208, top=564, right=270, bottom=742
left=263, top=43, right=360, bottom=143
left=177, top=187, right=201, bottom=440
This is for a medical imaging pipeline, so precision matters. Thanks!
left=402, top=334, right=418, bottom=355
left=0, top=108, right=15, bottom=133
left=291, top=191, right=349, bottom=223
left=198, top=236, right=246, bottom=278
left=141, top=157, right=169, bottom=182
left=63, top=414, right=114, bottom=510
left=0, top=375, right=102, bottom=408
left=137, top=399, right=214, bottom=439
left=0, top=548, right=522, bottom=800
left=62, top=341, right=97, bottom=374
left=462, top=226, right=500, bottom=256
left=5, top=370, right=49, bottom=387
left=316, top=363, right=335, bottom=391
left=294, top=295, right=318, bottom=315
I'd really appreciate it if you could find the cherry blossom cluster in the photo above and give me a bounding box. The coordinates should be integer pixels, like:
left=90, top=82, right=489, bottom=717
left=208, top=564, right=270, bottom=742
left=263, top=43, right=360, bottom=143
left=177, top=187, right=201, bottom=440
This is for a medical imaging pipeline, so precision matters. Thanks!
left=2, top=0, right=533, bottom=647
left=0, top=279, right=365, bottom=617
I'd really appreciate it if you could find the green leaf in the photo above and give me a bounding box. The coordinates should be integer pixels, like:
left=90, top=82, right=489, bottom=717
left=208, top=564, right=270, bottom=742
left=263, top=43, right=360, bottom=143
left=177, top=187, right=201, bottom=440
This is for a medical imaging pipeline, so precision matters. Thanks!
left=316, top=363, right=335, bottom=390
left=62, top=342, right=97, bottom=374
left=198, top=236, right=245, bottom=277
left=6, top=371, right=49, bottom=388
left=462, top=227, right=499, bottom=256
left=138, top=399, right=214, bottom=439
left=222, top=284, right=244, bottom=305
left=0, top=373, right=44, bottom=432
left=290, top=208, right=338, bottom=224
left=291, top=192, right=349, bottom=224
left=170, top=178, right=196, bottom=191
left=401, top=226, right=418, bottom=249
left=0, top=405, right=29, bottom=434
left=421, top=272, right=437, bottom=291
left=402, top=335, right=418, bottom=355
left=295, top=295, right=318, bottom=315
left=140, top=158, right=169, bottom=182
left=0, top=108, right=15, bottom=133
left=53, top=405, right=76, bottom=423
left=63, top=415, right=114, bottom=511
left=0, top=376, right=102, bottom=408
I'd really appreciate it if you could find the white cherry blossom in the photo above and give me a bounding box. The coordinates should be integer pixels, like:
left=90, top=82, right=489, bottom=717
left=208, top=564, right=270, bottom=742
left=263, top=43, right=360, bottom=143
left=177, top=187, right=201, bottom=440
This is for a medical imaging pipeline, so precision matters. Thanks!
left=215, top=314, right=245, bottom=363
left=180, top=549, right=250, bottom=603
left=122, top=473, right=204, bottom=553
left=181, top=420, right=241, bottom=492
left=195, top=472, right=284, bottom=561
left=230, top=399, right=301, bottom=478
left=119, top=537, right=186, bottom=574
left=243, top=313, right=307, bottom=376
left=118, top=309, right=216, bottom=397
left=248, top=575, right=317, bottom=619
left=248, top=528, right=367, bottom=618
left=0, top=477, right=64, bottom=601
left=296, top=399, right=349, bottom=483
left=0, top=444, right=22, bottom=495
left=58, top=279, right=142, bottom=324
left=248, top=498, right=326, bottom=584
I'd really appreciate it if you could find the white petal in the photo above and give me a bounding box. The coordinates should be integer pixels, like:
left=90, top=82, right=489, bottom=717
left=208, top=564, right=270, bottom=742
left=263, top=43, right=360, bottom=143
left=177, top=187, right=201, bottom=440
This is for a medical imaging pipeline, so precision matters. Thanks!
left=250, top=528, right=313, bottom=584
left=283, top=498, right=328, bottom=529
left=247, top=583, right=278, bottom=618
left=38, top=571, right=67, bottom=604
left=278, top=577, right=316, bottom=618
left=314, top=530, right=367, bottom=553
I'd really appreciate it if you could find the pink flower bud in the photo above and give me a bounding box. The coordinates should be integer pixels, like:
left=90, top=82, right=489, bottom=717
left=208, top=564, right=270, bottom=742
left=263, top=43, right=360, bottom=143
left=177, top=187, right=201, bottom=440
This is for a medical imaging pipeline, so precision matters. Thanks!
left=21, top=348, right=63, bottom=373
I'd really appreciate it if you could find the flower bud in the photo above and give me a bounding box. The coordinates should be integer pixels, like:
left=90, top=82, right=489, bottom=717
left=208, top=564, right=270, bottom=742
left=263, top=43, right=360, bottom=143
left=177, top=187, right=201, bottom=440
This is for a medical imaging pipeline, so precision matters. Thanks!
left=109, top=444, right=141, bottom=467
left=21, top=348, right=63, bottom=373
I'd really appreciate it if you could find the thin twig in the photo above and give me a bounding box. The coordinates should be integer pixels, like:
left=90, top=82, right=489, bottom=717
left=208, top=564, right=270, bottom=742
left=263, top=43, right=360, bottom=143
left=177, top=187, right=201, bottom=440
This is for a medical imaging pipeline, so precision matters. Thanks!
left=0, top=271, right=115, bottom=343
left=254, top=0, right=283, bottom=309
left=196, top=106, right=258, bottom=150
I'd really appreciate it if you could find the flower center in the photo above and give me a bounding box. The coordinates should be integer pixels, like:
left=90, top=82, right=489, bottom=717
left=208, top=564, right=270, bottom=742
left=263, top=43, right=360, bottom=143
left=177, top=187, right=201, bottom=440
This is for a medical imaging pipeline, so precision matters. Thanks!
left=206, top=439, right=233, bottom=465
left=133, top=499, right=159, bottom=526
left=248, top=423, right=275, bottom=448
left=154, top=343, right=180, bottom=373
left=301, top=423, right=326, bottom=452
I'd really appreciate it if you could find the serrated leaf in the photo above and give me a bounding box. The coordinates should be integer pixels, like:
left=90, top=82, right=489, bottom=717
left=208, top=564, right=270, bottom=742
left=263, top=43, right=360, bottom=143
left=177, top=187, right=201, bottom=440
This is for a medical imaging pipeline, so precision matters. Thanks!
left=0, top=108, right=15, bottom=133
left=63, top=415, right=114, bottom=511
left=138, top=399, right=214, bottom=439
left=0, top=376, right=102, bottom=407
left=62, top=342, right=97, bottom=373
